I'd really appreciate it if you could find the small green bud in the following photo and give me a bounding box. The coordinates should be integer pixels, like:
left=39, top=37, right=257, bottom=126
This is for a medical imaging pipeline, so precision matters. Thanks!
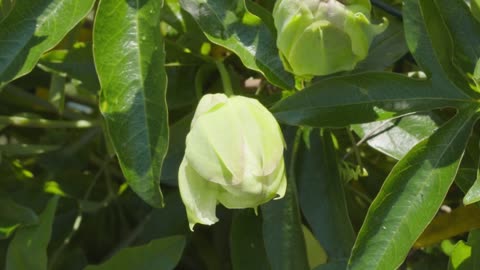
left=179, top=94, right=287, bottom=230
left=273, top=0, right=387, bottom=77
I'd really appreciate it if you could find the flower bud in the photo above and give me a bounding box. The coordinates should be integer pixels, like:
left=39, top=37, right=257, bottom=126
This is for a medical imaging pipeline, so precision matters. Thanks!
left=273, top=0, right=387, bottom=77
left=179, top=94, right=287, bottom=230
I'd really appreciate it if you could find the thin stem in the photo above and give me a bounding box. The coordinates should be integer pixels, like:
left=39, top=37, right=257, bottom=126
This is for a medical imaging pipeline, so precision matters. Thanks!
left=345, top=128, right=364, bottom=170
left=345, top=184, right=373, bottom=204
left=371, top=0, right=402, bottom=19
left=0, top=116, right=99, bottom=128
left=215, top=61, right=234, bottom=96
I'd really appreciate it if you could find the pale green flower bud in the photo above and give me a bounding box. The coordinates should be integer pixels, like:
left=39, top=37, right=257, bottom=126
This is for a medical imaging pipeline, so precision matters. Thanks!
left=273, top=0, right=387, bottom=77
left=179, top=94, right=287, bottom=230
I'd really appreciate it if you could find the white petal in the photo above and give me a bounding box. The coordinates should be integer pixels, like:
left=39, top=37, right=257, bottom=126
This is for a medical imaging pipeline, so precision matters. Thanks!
left=178, top=158, right=219, bottom=231
left=191, top=93, right=228, bottom=127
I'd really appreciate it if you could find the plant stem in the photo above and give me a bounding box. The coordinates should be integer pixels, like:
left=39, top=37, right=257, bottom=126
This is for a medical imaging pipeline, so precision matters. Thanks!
left=371, top=0, right=402, bottom=19
left=0, top=115, right=99, bottom=128
left=215, top=61, right=234, bottom=96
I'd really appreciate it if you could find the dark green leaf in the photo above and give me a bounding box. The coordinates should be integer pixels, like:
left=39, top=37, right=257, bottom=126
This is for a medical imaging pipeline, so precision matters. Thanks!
left=84, top=236, right=185, bottom=270
left=0, top=197, right=38, bottom=239
left=432, top=0, right=480, bottom=71
left=0, top=0, right=14, bottom=22
left=6, top=196, right=58, bottom=270
left=230, top=209, right=270, bottom=270
left=39, top=42, right=100, bottom=93
left=161, top=113, right=193, bottom=186
left=94, top=0, right=169, bottom=207
left=272, top=73, right=471, bottom=128
left=297, top=129, right=355, bottom=270
left=261, top=127, right=310, bottom=270
left=404, top=0, right=474, bottom=97
left=134, top=192, right=189, bottom=244
left=356, top=16, right=409, bottom=71
left=0, top=0, right=95, bottom=86
left=348, top=106, right=479, bottom=270
left=179, top=0, right=294, bottom=89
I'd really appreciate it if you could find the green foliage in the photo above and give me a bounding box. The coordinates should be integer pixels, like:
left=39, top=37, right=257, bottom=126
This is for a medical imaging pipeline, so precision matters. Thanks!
left=1, top=0, right=480, bottom=269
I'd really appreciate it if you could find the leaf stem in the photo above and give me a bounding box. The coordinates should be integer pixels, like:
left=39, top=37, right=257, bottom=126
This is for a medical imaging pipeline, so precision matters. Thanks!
left=215, top=61, right=234, bottom=96
left=346, top=128, right=364, bottom=170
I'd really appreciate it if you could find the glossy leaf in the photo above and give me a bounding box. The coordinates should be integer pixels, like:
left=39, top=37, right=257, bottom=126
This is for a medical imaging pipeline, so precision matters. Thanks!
left=261, top=128, right=309, bottom=270
left=432, top=0, right=480, bottom=71
left=404, top=0, right=474, bottom=97
left=272, top=73, right=471, bottom=128
left=6, top=196, right=58, bottom=270
left=348, top=106, right=479, bottom=270
left=465, top=181, right=480, bottom=206
left=179, top=0, right=294, bottom=89
left=230, top=210, right=270, bottom=270
left=84, top=236, right=185, bottom=270
left=0, top=0, right=95, bottom=86
left=94, top=0, right=168, bottom=207
left=0, top=197, right=38, bottom=239
left=297, top=129, right=355, bottom=270
left=352, top=113, right=440, bottom=160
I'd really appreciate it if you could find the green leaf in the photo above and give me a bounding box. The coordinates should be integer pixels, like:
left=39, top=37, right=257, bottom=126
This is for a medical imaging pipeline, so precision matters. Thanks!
left=93, top=0, right=169, bottom=207
left=465, top=180, right=480, bottom=205
left=297, top=129, right=355, bottom=270
left=432, top=0, right=480, bottom=71
left=0, top=0, right=14, bottom=22
left=161, top=113, right=193, bottom=186
left=448, top=230, right=480, bottom=270
left=0, top=197, right=38, bottom=239
left=356, top=15, right=409, bottom=71
left=348, top=106, right=479, bottom=270
left=0, top=0, right=95, bottom=86
left=179, top=0, right=294, bottom=89
left=6, top=196, right=59, bottom=270
left=302, top=225, right=327, bottom=270
left=38, top=42, right=100, bottom=93
left=404, top=0, right=474, bottom=97
left=352, top=113, right=440, bottom=160
left=448, top=241, right=471, bottom=270
left=261, top=127, right=310, bottom=270
left=272, top=72, right=471, bottom=128
left=230, top=209, right=270, bottom=270
left=84, top=235, right=185, bottom=270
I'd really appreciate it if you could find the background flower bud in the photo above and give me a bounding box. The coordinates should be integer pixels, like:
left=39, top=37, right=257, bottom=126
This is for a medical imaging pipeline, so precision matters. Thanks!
left=273, top=0, right=387, bottom=77
left=179, top=94, right=287, bottom=230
